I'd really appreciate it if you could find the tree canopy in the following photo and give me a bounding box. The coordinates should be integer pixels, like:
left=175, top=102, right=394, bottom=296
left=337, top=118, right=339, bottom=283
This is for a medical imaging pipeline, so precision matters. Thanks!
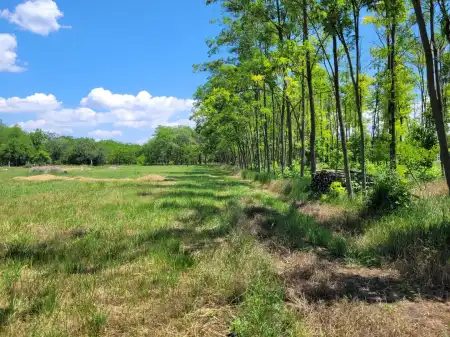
left=0, top=123, right=201, bottom=167
left=193, top=0, right=450, bottom=194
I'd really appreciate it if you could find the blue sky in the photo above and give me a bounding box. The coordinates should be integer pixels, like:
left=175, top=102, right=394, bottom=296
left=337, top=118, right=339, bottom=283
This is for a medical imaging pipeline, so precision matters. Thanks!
left=0, top=0, right=221, bottom=144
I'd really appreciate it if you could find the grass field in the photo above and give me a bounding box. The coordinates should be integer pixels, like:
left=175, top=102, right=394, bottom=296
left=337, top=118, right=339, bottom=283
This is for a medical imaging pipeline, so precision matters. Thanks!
left=0, top=165, right=303, bottom=336
left=0, top=166, right=449, bottom=336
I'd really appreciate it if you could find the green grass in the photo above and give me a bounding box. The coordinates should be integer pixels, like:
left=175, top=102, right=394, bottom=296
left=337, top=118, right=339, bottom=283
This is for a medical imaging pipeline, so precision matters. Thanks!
left=0, top=165, right=304, bottom=336
left=1, top=165, right=448, bottom=336
left=239, top=167, right=450, bottom=286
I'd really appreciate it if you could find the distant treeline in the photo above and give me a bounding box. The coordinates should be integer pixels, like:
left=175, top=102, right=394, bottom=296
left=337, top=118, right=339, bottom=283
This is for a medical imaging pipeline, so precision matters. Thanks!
left=0, top=122, right=203, bottom=166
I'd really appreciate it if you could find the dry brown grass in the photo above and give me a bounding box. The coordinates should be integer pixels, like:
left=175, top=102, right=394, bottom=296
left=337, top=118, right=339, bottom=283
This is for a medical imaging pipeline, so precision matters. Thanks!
left=278, top=251, right=450, bottom=337
left=266, top=180, right=283, bottom=194
left=295, top=202, right=346, bottom=223
left=414, top=179, right=449, bottom=197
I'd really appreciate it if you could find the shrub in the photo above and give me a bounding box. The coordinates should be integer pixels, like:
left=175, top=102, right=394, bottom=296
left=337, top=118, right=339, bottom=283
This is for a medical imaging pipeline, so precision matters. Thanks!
left=366, top=171, right=411, bottom=214
left=329, top=181, right=346, bottom=199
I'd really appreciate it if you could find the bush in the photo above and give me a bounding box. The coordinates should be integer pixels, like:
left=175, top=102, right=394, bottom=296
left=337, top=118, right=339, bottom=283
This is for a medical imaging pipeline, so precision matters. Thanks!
left=366, top=171, right=411, bottom=214
left=329, top=181, right=346, bottom=199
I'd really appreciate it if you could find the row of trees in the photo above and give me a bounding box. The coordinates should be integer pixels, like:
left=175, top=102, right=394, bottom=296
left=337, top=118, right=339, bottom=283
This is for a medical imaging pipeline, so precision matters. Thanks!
left=193, top=0, right=450, bottom=195
left=0, top=122, right=201, bottom=166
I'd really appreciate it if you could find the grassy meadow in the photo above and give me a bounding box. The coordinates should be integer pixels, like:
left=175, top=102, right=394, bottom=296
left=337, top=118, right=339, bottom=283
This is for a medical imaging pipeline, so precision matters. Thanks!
left=0, top=165, right=302, bottom=336
left=0, top=165, right=449, bottom=336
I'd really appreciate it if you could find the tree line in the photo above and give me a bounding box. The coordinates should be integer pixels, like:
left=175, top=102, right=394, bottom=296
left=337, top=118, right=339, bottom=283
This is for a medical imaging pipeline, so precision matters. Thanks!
left=193, top=0, right=450, bottom=195
left=0, top=122, right=202, bottom=166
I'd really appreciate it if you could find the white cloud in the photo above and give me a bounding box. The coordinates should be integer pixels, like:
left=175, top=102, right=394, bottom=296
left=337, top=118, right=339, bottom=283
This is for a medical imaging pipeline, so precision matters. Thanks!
left=135, top=138, right=149, bottom=145
left=1, top=0, right=70, bottom=36
left=17, top=119, right=46, bottom=129
left=8, top=88, right=196, bottom=139
left=0, top=93, right=60, bottom=112
left=17, top=119, right=73, bottom=134
left=115, top=120, right=151, bottom=128
left=80, top=88, right=195, bottom=123
left=0, top=34, right=25, bottom=72
left=88, top=129, right=123, bottom=140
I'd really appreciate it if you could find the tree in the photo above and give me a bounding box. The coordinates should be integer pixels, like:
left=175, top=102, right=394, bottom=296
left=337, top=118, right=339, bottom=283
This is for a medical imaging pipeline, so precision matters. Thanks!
left=0, top=126, right=34, bottom=166
left=412, top=0, right=450, bottom=193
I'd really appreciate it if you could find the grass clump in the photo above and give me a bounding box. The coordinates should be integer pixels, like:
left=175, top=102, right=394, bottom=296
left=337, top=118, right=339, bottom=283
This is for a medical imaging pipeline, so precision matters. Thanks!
left=365, top=171, right=412, bottom=214
left=231, top=278, right=303, bottom=337
left=241, top=170, right=277, bottom=184
left=354, top=196, right=450, bottom=285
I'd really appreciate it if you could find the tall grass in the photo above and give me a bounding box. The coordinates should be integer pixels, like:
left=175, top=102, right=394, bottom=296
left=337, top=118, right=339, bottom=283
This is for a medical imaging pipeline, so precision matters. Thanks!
left=353, top=196, right=450, bottom=285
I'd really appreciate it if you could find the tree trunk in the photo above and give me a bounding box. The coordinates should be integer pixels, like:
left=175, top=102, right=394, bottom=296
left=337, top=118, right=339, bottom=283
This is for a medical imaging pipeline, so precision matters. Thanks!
left=254, top=89, right=261, bottom=172
left=338, top=11, right=366, bottom=192
left=263, top=83, right=270, bottom=172
left=333, top=35, right=353, bottom=197
left=287, top=97, right=293, bottom=168
left=301, top=68, right=306, bottom=177
left=280, top=84, right=286, bottom=173
left=387, top=20, right=397, bottom=170
left=303, top=0, right=316, bottom=174
left=271, top=87, right=276, bottom=166
left=413, top=0, right=450, bottom=193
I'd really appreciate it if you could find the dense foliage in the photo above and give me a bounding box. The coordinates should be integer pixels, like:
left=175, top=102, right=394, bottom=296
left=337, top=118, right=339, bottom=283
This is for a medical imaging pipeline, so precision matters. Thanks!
left=193, top=0, right=450, bottom=195
left=0, top=122, right=201, bottom=166
left=142, top=126, right=202, bottom=165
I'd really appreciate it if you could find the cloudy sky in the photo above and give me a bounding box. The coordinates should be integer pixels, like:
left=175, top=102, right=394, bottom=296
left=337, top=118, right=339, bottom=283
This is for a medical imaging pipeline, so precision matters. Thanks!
left=0, top=0, right=220, bottom=143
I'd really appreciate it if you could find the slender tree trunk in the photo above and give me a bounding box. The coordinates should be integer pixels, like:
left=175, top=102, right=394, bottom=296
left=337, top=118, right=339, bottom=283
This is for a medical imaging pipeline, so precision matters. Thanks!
left=301, top=69, right=306, bottom=177
left=338, top=15, right=367, bottom=191
left=287, top=97, right=293, bottom=168
left=333, top=35, right=353, bottom=197
left=263, top=83, right=270, bottom=172
left=413, top=0, right=450, bottom=193
left=387, top=20, right=397, bottom=170
left=254, top=89, right=261, bottom=172
left=303, top=0, right=316, bottom=174
left=280, top=84, right=286, bottom=172
left=271, top=87, right=276, bottom=166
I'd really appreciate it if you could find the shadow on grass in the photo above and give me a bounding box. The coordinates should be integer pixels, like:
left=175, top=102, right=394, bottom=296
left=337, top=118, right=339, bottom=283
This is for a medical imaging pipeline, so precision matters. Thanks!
left=1, top=194, right=241, bottom=276
left=0, top=307, right=12, bottom=327
left=242, top=203, right=450, bottom=303
left=359, top=218, right=450, bottom=293
left=160, top=190, right=235, bottom=202
left=242, top=205, right=346, bottom=256
left=285, top=266, right=422, bottom=303
left=1, top=225, right=227, bottom=275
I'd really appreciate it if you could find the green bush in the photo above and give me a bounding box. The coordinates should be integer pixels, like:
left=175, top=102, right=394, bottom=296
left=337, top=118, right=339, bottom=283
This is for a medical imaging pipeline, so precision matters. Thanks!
left=329, top=181, right=346, bottom=199
left=366, top=171, right=411, bottom=214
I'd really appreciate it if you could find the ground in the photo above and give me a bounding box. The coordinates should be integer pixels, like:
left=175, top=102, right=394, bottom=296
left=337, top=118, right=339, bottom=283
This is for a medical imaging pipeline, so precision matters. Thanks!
left=0, top=166, right=449, bottom=336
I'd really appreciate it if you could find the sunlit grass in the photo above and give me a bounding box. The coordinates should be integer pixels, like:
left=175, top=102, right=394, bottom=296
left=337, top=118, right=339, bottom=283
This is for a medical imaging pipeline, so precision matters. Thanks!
left=0, top=165, right=299, bottom=336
